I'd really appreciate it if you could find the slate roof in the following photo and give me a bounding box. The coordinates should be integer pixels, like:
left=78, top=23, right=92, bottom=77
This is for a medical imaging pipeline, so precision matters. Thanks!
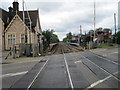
left=0, top=8, right=40, bottom=32
left=0, top=8, right=9, bottom=28
left=18, top=10, right=39, bottom=27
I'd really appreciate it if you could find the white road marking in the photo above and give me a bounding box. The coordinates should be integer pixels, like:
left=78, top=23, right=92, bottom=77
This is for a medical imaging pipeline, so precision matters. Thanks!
left=61, top=47, right=74, bottom=90
left=91, top=49, right=106, bottom=52
left=63, top=53, right=74, bottom=90
left=74, top=60, right=82, bottom=63
left=103, top=55, right=107, bottom=56
left=1, top=71, right=28, bottom=78
left=79, top=54, right=120, bottom=82
left=103, top=52, right=118, bottom=56
left=110, top=52, right=118, bottom=54
left=87, top=72, right=118, bottom=88
left=27, top=58, right=49, bottom=90
left=94, top=53, right=118, bottom=65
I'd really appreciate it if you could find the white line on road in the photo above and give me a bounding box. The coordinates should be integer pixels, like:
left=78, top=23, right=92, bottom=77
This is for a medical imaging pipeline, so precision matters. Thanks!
left=92, top=52, right=118, bottom=65
left=74, top=60, right=82, bottom=63
left=27, top=58, right=49, bottom=90
left=61, top=47, right=74, bottom=90
left=86, top=72, right=118, bottom=89
left=63, top=54, right=74, bottom=90
left=103, top=52, right=118, bottom=56
left=1, top=71, right=28, bottom=78
left=79, top=54, right=120, bottom=82
left=90, top=49, right=106, bottom=52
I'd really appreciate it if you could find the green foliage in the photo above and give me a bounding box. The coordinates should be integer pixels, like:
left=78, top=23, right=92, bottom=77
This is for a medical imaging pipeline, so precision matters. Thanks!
left=96, top=27, right=103, bottom=31
left=67, top=32, right=72, bottom=40
left=42, top=29, right=54, bottom=44
left=63, top=37, right=69, bottom=42
left=42, top=29, right=59, bottom=50
left=113, top=31, right=120, bottom=44
left=99, top=43, right=118, bottom=48
left=103, top=28, right=111, bottom=32
left=63, top=32, right=73, bottom=42
left=88, top=30, right=94, bottom=35
left=51, top=34, right=59, bottom=43
left=115, top=31, right=120, bottom=38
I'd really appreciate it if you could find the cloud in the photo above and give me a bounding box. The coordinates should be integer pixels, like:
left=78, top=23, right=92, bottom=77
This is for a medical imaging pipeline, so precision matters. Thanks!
left=1, top=0, right=119, bottom=41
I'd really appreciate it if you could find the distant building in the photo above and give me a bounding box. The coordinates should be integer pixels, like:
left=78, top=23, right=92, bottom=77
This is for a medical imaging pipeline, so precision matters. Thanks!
left=0, top=1, right=43, bottom=55
left=118, top=1, right=120, bottom=31
left=70, top=36, right=78, bottom=43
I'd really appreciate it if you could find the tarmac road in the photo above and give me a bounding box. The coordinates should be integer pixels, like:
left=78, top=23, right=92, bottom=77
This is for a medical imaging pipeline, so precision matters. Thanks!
left=90, top=47, right=118, bottom=62
left=2, top=57, right=42, bottom=88
left=2, top=46, right=119, bottom=89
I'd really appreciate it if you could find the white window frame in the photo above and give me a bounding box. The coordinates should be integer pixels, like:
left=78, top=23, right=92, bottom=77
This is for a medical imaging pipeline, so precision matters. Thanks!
left=20, top=34, right=25, bottom=44
left=7, top=34, right=16, bottom=45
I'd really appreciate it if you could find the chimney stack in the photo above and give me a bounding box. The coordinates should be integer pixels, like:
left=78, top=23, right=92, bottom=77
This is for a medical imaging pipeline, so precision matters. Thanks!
left=13, top=0, right=19, bottom=12
left=8, top=6, right=14, bottom=22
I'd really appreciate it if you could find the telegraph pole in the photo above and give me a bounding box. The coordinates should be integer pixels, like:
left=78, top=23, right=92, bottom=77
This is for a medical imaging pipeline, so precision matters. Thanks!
left=23, top=0, right=27, bottom=44
left=23, top=0, right=25, bottom=23
left=93, top=0, right=96, bottom=41
left=79, top=25, right=82, bottom=46
left=80, top=25, right=82, bottom=35
left=114, top=13, right=117, bottom=35
left=114, top=13, right=117, bottom=43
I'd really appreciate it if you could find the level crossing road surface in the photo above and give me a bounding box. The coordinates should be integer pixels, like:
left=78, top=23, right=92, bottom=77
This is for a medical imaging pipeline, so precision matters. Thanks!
left=2, top=43, right=120, bottom=89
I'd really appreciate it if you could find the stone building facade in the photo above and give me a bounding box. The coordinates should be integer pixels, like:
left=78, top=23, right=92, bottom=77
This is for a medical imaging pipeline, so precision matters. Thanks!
left=0, top=1, right=43, bottom=55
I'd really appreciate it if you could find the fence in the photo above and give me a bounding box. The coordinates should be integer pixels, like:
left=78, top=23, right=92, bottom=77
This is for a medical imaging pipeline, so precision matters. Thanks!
left=5, top=43, right=40, bottom=59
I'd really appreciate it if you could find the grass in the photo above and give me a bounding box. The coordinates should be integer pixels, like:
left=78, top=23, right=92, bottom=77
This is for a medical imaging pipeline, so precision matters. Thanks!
left=99, top=43, right=118, bottom=48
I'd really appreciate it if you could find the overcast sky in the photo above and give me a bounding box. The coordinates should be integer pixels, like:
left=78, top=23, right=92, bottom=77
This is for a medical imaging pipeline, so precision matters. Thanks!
left=1, top=0, right=119, bottom=41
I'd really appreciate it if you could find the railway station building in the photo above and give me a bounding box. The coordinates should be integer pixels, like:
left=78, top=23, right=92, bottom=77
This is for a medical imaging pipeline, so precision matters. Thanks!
left=0, top=1, right=43, bottom=56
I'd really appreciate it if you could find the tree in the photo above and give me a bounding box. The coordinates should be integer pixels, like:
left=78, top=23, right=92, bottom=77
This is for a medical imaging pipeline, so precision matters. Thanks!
left=67, top=32, right=72, bottom=40
left=42, top=29, right=54, bottom=50
left=63, top=37, right=69, bottom=42
left=116, top=31, right=120, bottom=44
left=113, top=31, right=120, bottom=44
left=63, top=32, right=73, bottom=42
left=51, top=34, right=59, bottom=43
left=42, top=29, right=59, bottom=50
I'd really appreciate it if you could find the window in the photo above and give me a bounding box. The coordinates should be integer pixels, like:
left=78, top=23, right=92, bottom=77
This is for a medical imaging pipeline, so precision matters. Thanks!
left=20, top=34, right=25, bottom=43
left=8, top=34, right=16, bottom=45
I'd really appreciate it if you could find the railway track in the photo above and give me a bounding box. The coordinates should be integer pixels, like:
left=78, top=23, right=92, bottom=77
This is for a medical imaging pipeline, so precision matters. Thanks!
left=10, top=43, right=119, bottom=89
left=10, top=43, right=80, bottom=89
left=68, top=50, right=120, bottom=89
left=46, top=43, right=84, bottom=55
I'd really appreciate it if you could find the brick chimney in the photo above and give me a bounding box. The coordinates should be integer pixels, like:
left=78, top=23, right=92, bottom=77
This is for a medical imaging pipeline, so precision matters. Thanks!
left=8, top=6, right=14, bottom=23
left=13, top=0, right=19, bottom=12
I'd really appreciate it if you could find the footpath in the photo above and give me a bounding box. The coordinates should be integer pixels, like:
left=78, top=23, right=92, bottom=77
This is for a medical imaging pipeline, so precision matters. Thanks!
left=1, top=56, right=44, bottom=65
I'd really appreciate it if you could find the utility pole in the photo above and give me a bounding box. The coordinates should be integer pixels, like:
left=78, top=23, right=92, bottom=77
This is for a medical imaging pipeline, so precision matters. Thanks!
left=79, top=25, right=82, bottom=46
left=23, top=0, right=25, bottom=23
left=80, top=25, right=82, bottom=35
left=93, top=0, right=96, bottom=41
left=114, top=13, right=117, bottom=35
left=25, top=2, right=32, bottom=44
left=114, top=13, right=117, bottom=43
left=23, top=0, right=27, bottom=44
